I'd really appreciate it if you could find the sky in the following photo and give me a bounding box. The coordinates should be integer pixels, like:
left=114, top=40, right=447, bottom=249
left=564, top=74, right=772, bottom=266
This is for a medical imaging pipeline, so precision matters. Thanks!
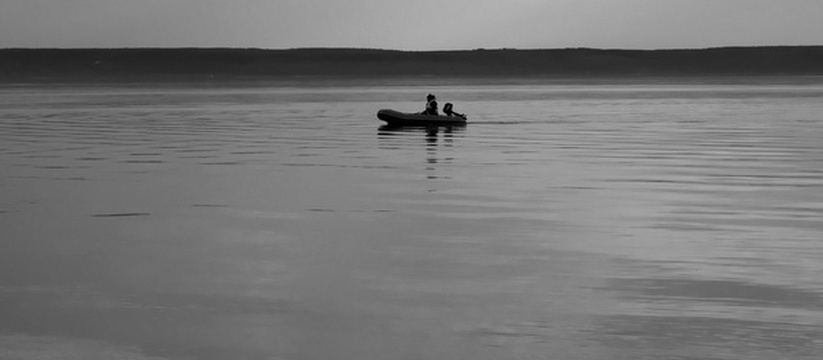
left=1, top=0, right=822, bottom=50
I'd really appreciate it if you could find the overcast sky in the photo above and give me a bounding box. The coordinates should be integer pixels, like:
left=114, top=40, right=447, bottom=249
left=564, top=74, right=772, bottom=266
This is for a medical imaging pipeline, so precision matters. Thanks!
left=1, top=0, right=822, bottom=50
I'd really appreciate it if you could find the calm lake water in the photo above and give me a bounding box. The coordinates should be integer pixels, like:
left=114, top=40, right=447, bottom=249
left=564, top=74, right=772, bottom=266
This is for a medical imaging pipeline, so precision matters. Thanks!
left=1, top=77, right=823, bottom=360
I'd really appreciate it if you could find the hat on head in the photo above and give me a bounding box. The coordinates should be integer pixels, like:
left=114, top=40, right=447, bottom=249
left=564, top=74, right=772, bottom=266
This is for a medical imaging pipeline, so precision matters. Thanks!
left=426, top=94, right=436, bottom=100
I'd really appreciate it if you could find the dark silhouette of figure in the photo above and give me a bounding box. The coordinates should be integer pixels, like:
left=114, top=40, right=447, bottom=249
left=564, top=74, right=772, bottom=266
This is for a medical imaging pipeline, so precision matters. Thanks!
left=443, top=103, right=466, bottom=119
left=422, top=94, right=439, bottom=115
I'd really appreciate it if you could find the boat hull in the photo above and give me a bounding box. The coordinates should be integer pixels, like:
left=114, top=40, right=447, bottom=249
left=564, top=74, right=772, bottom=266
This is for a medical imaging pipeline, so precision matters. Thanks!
left=377, top=109, right=467, bottom=127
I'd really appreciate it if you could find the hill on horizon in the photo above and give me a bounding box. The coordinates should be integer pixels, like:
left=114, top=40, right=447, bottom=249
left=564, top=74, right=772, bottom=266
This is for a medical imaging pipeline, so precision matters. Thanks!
left=2, top=46, right=823, bottom=81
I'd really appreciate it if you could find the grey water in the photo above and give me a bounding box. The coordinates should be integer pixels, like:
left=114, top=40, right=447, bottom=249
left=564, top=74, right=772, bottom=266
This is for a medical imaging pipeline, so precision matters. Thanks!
left=1, top=77, right=823, bottom=360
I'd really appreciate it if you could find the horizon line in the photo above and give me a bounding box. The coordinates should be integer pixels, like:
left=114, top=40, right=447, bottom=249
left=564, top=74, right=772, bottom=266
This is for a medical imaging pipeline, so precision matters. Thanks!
left=3, top=44, right=823, bottom=52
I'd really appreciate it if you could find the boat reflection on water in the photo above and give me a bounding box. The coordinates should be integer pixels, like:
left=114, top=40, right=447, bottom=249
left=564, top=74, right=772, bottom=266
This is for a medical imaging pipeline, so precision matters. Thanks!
left=378, top=123, right=465, bottom=140
left=377, top=125, right=464, bottom=181
left=378, top=123, right=466, bottom=133
left=377, top=123, right=465, bottom=143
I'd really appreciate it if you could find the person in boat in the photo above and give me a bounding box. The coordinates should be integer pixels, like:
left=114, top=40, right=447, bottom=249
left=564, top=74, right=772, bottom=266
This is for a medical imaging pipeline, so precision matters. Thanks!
left=443, top=103, right=466, bottom=119
left=422, top=94, right=439, bottom=115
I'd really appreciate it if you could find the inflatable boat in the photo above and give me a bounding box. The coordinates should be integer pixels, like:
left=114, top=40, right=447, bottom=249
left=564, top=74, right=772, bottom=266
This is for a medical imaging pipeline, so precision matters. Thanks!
left=377, top=109, right=467, bottom=127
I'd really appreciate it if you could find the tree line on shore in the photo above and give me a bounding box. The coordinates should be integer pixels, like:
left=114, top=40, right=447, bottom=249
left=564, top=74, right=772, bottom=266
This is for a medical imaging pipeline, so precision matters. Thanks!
left=2, top=46, right=823, bottom=81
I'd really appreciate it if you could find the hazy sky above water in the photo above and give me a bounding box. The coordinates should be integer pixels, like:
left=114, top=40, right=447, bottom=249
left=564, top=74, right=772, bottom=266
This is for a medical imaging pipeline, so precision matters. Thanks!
left=1, top=0, right=822, bottom=50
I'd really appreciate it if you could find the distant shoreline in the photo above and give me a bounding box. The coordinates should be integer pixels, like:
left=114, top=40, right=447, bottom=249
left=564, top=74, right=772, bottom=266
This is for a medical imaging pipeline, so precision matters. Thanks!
left=2, top=46, right=823, bottom=82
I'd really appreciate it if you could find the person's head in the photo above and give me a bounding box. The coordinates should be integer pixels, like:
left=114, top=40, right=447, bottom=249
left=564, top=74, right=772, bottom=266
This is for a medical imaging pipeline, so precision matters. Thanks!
left=426, top=94, right=436, bottom=101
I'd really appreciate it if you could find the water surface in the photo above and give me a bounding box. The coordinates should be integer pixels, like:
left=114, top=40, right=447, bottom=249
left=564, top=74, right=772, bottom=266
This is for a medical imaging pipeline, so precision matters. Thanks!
left=2, top=77, right=823, bottom=359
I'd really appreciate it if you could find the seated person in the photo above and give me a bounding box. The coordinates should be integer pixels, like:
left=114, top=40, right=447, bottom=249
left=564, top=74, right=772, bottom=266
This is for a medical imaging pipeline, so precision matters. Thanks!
left=422, top=94, right=439, bottom=115
left=443, top=103, right=466, bottom=119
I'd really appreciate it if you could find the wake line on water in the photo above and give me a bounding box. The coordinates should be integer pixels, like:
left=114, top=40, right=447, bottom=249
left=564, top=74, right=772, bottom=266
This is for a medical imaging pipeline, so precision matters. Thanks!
left=465, top=121, right=521, bottom=125
left=89, top=212, right=151, bottom=218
